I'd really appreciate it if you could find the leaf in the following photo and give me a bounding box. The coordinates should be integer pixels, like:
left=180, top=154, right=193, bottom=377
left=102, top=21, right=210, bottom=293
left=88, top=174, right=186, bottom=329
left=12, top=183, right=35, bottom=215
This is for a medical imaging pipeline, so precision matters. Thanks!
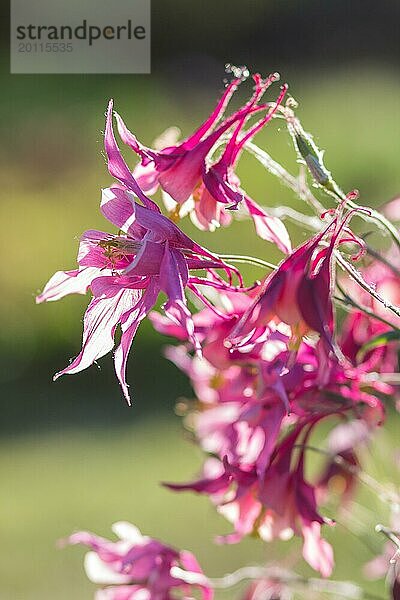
left=357, top=329, right=400, bottom=361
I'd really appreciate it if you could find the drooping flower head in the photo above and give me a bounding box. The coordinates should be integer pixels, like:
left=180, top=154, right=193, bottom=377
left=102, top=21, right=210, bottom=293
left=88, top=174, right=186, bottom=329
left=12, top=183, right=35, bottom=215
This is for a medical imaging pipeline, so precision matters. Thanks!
left=66, top=522, right=213, bottom=600
left=36, top=102, right=243, bottom=405
left=113, top=68, right=291, bottom=252
left=228, top=193, right=369, bottom=358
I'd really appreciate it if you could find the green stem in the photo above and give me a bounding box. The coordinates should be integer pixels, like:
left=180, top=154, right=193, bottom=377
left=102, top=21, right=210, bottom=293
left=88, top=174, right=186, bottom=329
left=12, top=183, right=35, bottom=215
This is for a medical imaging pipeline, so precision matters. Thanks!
left=375, top=524, right=400, bottom=549
left=335, top=252, right=400, bottom=319
left=210, top=564, right=384, bottom=599
left=348, top=199, right=400, bottom=250
left=245, top=141, right=325, bottom=213
left=218, top=253, right=278, bottom=270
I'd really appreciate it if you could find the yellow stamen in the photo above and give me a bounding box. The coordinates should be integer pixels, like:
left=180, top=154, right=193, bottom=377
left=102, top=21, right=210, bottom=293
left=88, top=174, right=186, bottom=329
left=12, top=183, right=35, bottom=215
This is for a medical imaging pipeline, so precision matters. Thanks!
left=169, top=204, right=181, bottom=223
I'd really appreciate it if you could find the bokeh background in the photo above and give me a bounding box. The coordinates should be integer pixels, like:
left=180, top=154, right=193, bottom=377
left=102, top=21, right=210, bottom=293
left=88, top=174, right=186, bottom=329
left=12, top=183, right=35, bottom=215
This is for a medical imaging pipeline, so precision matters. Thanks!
left=1, top=1, right=400, bottom=597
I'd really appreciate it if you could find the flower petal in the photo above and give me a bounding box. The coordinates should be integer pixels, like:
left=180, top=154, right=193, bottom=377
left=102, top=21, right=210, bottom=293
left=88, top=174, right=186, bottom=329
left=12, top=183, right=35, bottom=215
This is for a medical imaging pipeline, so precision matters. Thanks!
left=114, top=282, right=159, bottom=404
left=54, top=287, right=138, bottom=380
left=302, top=522, right=334, bottom=577
left=105, top=101, right=158, bottom=211
left=245, top=197, right=291, bottom=254
left=36, top=267, right=98, bottom=303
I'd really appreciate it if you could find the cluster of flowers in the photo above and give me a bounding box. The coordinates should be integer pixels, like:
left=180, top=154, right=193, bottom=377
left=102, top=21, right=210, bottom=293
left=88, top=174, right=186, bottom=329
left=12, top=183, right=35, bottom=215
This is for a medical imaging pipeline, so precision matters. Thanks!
left=37, top=68, right=400, bottom=598
left=66, top=522, right=213, bottom=600
left=159, top=259, right=396, bottom=577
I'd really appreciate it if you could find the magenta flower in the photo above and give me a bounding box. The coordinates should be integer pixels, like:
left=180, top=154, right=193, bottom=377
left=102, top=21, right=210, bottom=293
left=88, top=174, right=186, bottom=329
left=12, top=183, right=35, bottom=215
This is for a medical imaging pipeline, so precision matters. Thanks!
left=166, top=422, right=334, bottom=578
left=113, top=72, right=291, bottom=252
left=157, top=284, right=389, bottom=577
left=36, top=103, right=240, bottom=404
left=229, top=197, right=368, bottom=356
left=66, top=522, right=213, bottom=600
left=37, top=185, right=238, bottom=404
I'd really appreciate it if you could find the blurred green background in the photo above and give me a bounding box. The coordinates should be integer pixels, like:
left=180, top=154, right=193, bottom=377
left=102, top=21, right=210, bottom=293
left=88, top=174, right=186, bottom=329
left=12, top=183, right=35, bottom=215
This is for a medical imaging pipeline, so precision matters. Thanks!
left=1, top=0, right=400, bottom=597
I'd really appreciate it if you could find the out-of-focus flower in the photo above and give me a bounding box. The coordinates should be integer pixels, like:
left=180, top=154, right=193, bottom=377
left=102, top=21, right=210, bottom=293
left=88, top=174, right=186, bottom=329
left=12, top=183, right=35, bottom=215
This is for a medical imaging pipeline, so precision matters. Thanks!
left=156, top=283, right=388, bottom=577
left=242, top=576, right=292, bottom=600
left=166, top=421, right=334, bottom=577
left=67, top=522, right=213, bottom=600
left=316, top=449, right=360, bottom=507
left=340, top=259, right=400, bottom=378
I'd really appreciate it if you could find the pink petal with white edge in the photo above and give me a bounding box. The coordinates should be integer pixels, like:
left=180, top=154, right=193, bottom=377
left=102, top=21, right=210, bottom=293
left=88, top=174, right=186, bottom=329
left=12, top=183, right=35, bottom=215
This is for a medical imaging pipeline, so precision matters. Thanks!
left=174, top=551, right=214, bottom=600
left=36, top=267, right=99, bottom=303
left=84, top=552, right=131, bottom=585
left=78, top=230, right=116, bottom=268
left=114, top=282, right=159, bottom=405
left=133, top=161, right=159, bottom=195
left=54, top=287, right=139, bottom=380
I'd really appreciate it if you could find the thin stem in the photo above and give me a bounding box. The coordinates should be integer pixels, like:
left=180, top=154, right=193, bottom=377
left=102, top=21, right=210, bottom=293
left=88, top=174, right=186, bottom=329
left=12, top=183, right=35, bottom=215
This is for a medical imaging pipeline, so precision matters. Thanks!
left=335, top=282, right=400, bottom=332
left=266, top=205, right=321, bottom=231
left=218, top=253, right=278, bottom=270
left=335, top=252, right=400, bottom=319
left=281, top=111, right=400, bottom=250
left=296, top=444, right=400, bottom=505
left=347, top=198, right=400, bottom=251
left=375, top=524, right=400, bottom=550
left=210, top=566, right=271, bottom=588
left=245, top=141, right=325, bottom=213
left=210, top=564, right=384, bottom=599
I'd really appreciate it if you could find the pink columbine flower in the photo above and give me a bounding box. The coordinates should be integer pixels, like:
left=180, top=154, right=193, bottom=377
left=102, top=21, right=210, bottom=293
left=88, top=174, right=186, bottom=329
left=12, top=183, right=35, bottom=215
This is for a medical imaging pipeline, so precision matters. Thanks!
left=166, top=421, right=334, bottom=578
left=155, top=288, right=385, bottom=478
left=36, top=103, right=241, bottom=405
left=66, top=522, right=213, bottom=600
left=228, top=195, right=368, bottom=357
left=158, top=289, right=388, bottom=577
left=113, top=71, right=291, bottom=253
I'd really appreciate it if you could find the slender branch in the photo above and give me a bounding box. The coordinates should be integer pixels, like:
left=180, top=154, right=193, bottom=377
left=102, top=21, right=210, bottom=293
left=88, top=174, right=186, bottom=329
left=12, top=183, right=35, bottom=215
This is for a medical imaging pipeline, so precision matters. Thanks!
left=218, top=253, right=278, bottom=270
left=279, top=109, right=400, bottom=250
left=245, top=141, right=325, bottom=213
left=335, top=252, right=400, bottom=319
left=375, top=524, right=400, bottom=550
left=296, top=444, right=400, bottom=505
left=335, top=282, right=400, bottom=332
left=347, top=198, right=400, bottom=251
left=266, top=205, right=321, bottom=231
left=210, top=564, right=384, bottom=599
